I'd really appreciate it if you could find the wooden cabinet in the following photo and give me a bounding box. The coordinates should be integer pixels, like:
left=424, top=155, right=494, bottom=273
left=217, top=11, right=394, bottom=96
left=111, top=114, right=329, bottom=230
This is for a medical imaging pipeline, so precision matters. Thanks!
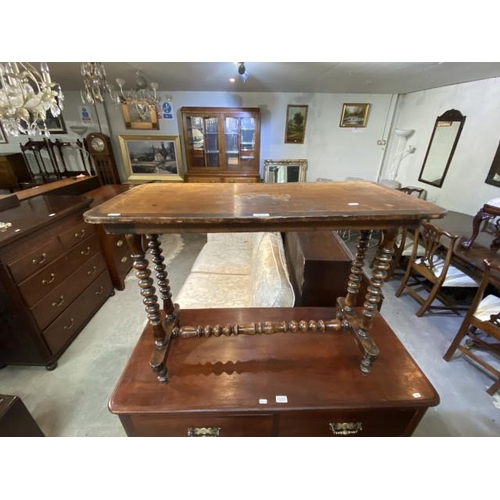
left=284, top=231, right=380, bottom=308
left=180, top=107, right=261, bottom=183
left=0, top=195, right=113, bottom=369
left=83, top=185, right=133, bottom=290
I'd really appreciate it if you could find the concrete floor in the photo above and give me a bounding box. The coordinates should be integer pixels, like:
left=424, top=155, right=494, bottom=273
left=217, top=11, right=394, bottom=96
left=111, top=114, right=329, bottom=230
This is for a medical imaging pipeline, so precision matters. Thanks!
left=1, top=232, right=499, bottom=436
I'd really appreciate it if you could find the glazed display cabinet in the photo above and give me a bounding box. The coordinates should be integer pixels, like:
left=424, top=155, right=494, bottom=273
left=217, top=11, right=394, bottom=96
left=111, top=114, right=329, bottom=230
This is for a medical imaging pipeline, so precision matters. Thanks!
left=180, top=107, right=261, bottom=183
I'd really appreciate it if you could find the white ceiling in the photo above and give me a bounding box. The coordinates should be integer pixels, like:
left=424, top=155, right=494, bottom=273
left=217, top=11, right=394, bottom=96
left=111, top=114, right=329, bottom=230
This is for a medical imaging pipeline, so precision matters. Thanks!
left=39, top=62, right=500, bottom=95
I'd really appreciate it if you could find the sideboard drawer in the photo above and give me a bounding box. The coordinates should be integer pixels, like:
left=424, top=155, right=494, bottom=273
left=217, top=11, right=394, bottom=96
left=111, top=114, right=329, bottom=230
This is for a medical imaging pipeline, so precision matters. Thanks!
left=42, top=270, right=112, bottom=354
left=30, top=252, right=107, bottom=330
left=129, top=413, right=274, bottom=437
left=59, top=220, right=96, bottom=251
left=18, top=234, right=101, bottom=307
left=277, top=409, right=417, bottom=437
left=7, top=237, right=62, bottom=284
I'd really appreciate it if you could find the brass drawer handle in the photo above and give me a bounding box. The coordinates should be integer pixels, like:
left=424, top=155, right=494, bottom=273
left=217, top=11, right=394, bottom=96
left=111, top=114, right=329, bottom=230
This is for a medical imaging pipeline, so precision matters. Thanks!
left=94, top=286, right=104, bottom=296
left=51, top=295, right=65, bottom=307
left=187, top=427, right=221, bottom=437
left=80, top=246, right=91, bottom=256
left=116, top=239, right=124, bottom=247
left=329, top=422, right=363, bottom=436
left=87, top=266, right=97, bottom=276
left=63, top=318, right=74, bottom=330
left=120, top=256, right=128, bottom=263
left=74, top=229, right=86, bottom=238
left=42, top=273, right=56, bottom=285
left=32, top=252, right=47, bottom=265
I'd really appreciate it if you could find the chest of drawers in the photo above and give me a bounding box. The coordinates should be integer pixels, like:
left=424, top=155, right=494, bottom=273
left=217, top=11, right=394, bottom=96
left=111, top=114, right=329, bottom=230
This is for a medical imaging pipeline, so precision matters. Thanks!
left=0, top=195, right=113, bottom=369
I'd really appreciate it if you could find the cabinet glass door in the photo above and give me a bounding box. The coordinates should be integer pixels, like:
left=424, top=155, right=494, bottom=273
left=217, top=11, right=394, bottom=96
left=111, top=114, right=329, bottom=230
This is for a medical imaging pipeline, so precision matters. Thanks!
left=240, top=116, right=256, bottom=168
left=186, top=116, right=219, bottom=168
left=224, top=117, right=240, bottom=169
left=224, top=116, right=256, bottom=169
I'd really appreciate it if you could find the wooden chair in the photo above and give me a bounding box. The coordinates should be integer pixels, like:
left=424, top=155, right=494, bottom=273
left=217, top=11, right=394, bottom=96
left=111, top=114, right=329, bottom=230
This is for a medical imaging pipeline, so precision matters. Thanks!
left=443, top=259, right=500, bottom=395
left=395, top=221, right=479, bottom=316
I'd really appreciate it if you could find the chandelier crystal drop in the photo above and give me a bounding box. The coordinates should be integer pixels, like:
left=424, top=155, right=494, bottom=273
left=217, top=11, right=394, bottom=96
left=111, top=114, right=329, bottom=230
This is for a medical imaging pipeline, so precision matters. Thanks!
left=0, top=62, right=64, bottom=137
left=80, top=62, right=117, bottom=104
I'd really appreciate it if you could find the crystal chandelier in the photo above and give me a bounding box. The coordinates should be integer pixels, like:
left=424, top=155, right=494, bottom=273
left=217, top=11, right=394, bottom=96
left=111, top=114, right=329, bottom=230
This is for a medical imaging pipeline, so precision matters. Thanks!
left=0, top=62, right=64, bottom=137
left=115, top=71, right=163, bottom=119
left=80, top=62, right=115, bottom=104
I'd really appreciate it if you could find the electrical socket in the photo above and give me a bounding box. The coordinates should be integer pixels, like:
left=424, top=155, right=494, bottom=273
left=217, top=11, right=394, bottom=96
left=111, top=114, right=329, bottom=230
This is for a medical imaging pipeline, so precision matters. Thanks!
left=377, top=139, right=386, bottom=145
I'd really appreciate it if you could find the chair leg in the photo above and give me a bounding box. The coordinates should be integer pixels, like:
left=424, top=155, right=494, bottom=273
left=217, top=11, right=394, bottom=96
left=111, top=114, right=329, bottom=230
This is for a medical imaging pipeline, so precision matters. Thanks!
left=395, top=263, right=412, bottom=297
left=487, top=378, right=500, bottom=396
left=443, top=322, right=472, bottom=361
left=415, top=283, right=442, bottom=317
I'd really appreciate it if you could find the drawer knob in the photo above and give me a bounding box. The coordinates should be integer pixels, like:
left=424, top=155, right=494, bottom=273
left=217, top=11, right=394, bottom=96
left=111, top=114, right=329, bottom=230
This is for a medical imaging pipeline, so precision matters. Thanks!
left=51, top=295, right=65, bottom=307
left=80, top=246, right=91, bottom=256
left=187, top=427, right=221, bottom=437
left=116, top=239, right=124, bottom=247
left=94, top=286, right=104, bottom=296
left=32, top=252, right=47, bottom=265
left=120, top=256, right=128, bottom=263
left=329, top=422, right=363, bottom=436
left=87, top=266, right=97, bottom=276
left=75, top=229, right=86, bottom=238
left=63, top=318, right=74, bottom=331
left=42, top=273, right=56, bottom=285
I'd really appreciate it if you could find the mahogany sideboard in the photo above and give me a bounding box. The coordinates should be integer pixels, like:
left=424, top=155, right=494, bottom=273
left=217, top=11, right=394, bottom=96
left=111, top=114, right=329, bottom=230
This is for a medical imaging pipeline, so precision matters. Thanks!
left=83, top=181, right=446, bottom=436
left=0, top=195, right=113, bottom=369
left=284, top=231, right=376, bottom=308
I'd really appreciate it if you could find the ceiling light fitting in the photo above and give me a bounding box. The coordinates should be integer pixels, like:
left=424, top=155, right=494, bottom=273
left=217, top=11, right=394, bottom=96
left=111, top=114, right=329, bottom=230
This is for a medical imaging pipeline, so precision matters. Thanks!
left=0, top=62, right=64, bottom=137
left=81, top=62, right=116, bottom=105
left=237, top=62, right=248, bottom=83
left=115, top=71, right=164, bottom=118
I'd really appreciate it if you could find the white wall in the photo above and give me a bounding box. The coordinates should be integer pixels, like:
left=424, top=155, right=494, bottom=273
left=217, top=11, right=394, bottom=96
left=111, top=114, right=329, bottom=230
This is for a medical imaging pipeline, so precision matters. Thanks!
left=1, top=89, right=397, bottom=186
left=103, top=91, right=397, bottom=183
left=380, top=77, right=500, bottom=215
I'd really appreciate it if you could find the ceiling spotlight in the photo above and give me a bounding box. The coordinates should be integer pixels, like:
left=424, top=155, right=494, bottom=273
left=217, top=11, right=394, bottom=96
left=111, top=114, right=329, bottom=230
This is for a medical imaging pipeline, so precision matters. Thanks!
left=229, top=78, right=236, bottom=83
left=237, top=62, right=248, bottom=83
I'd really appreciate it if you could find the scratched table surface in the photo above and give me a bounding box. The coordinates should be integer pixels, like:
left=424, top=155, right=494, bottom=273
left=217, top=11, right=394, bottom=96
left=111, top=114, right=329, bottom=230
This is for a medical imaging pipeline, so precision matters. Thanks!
left=83, top=181, right=447, bottom=234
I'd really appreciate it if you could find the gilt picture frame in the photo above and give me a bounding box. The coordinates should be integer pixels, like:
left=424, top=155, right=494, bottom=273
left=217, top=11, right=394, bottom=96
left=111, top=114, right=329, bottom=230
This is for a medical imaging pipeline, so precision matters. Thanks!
left=121, top=103, right=159, bottom=130
left=118, top=134, right=183, bottom=182
left=339, top=103, right=370, bottom=128
left=284, top=104, right=308, bottom=144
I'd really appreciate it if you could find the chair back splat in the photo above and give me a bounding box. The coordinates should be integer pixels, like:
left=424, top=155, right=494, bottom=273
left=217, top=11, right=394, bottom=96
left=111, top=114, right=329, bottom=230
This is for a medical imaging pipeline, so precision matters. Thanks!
left=395, top=221, right=479, bottom=317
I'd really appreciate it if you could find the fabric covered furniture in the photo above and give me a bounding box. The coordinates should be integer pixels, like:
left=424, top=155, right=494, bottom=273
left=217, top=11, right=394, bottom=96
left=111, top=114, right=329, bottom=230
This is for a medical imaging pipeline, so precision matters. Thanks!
left=175, top=232, right=295, bottom=309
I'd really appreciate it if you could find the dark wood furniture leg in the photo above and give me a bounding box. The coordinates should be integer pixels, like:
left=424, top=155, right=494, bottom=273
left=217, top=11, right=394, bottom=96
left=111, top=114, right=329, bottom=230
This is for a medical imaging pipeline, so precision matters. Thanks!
left=461, top=204, right=499, bottom=250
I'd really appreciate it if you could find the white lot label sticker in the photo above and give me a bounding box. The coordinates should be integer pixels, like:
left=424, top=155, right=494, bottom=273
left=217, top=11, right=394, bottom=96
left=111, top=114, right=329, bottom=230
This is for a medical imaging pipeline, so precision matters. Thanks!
left=348, top=202, right=359, bottom=206
left=412, top=392, right=422, bottom=399
left=253, top=213, right=270, bottom=217
left=259, top=399, right=268, bottom=404
left=276, top=395, right=288, bottom=403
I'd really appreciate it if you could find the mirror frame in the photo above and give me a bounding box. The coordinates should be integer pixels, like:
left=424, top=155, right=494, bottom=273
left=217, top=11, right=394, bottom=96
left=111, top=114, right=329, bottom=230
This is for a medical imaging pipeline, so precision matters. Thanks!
left=263, top=159, right=308, bottom=183
left=485, top=141, right=500, bottom=188
left=418, top=109, right=466, bottom=188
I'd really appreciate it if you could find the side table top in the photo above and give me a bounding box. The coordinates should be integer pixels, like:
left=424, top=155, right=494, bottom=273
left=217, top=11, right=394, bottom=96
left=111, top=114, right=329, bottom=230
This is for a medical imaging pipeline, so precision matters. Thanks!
left=83, top=181, right=446, bottom=234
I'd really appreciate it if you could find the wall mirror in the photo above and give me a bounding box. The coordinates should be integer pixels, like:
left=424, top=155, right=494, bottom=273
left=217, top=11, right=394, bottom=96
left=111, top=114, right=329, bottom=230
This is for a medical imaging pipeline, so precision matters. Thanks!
left=263, top=159, right=307, bottom=183
left=485, top=141, right=500, bottom=187
left=418, top=109, right=466, bottom=188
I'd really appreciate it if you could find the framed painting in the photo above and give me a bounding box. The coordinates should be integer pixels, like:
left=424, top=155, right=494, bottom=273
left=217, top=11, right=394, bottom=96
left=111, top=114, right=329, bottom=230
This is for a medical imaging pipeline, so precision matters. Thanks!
left=0, top=122, right=7, bottom=143
left=284, top=104, right=308, bottom=144
left=485, top=140, right=500, bottom=188
left=121, top=103, right=159, bottom=130
left=339, top=103, right=370, bottom=128
left=118, top=134, right=183, bottom=182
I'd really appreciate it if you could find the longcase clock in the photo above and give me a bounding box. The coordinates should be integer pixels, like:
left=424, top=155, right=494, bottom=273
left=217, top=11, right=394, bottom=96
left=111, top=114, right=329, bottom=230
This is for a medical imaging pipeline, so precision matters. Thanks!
left=85, top=132, right=121, bottom=185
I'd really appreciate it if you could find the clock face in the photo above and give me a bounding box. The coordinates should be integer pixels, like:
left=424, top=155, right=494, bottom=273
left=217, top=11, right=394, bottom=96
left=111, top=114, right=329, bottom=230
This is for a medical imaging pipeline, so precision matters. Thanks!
left=90, top=137, right=105, bottom=153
